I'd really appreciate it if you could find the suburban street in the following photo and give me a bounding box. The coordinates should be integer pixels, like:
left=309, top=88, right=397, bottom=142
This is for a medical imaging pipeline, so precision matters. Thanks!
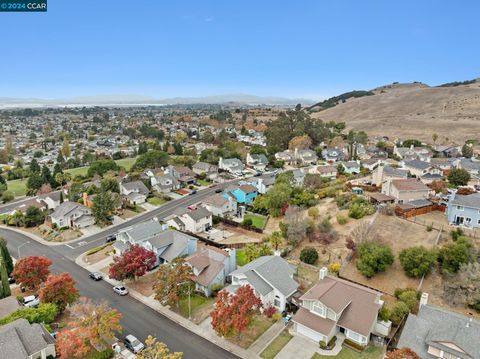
left=0, top=185, right=242, bottom=359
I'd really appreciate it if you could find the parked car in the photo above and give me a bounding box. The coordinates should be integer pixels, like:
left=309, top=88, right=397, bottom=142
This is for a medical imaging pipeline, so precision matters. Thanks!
left=189, top=190, right=197, bottom=195
left=23, top=295, right=40, bottom=308
left=113, top=285, right=129, bottom=296
left=106, top=234, right=117, bottom=243
left=124, top=334, right=145, bottom=353
left=215, top=188, right=223, bottom=193
left=89, top=272, right=103, bottom=281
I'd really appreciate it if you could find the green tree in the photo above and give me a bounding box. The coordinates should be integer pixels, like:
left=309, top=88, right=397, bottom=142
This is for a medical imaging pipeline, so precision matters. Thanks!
left=87, top=159, right=120, bottom=178
left=24, top=206, right=45, bottom=227
left=438, top=237, right=472, bottom=274
left=399, top=246, right=437, bottom=278
left=0, top=175, right=6, bottom=196
left=138, top=142, right=148, bottom=155
left=0, top=238, right=14, bottom=275
left=461, top=143, right=473, bottom=158
left=100, top=176, right=120, bottom=193
left=92, top=191, right=120, bottom=225
left=0, top=256, right=11, bottom=298
left=300, top=247, right=318, bottom=264
left=132, top=150, right=169, bottom=171
left=388, top=301, right=410, bottom=325
left=26, top=173, right=44, bottom=196
left=356, top=242, right=394, bottom=278
left=447, top=168, right=471, bottom=186
left=68, top=181, right=85, bottom=202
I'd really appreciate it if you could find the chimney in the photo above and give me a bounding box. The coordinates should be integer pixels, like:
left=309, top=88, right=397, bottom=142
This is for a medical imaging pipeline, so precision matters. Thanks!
left=420, top=292, right=429, bottom=307
left=319, top=267, right=328, bottom=280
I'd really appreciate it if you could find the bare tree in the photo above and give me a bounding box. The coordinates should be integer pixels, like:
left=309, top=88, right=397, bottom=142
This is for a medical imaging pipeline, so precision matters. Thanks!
left=284, top=206, right=307, bottom=246
left=444, top=262, right=480, bottom=308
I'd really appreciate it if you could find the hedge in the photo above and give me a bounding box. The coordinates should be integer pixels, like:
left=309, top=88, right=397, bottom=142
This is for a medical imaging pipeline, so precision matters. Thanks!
left=0, top=303, right=58, bottom=326
left=87, top=348, right=114, bottom=359
left=86, top=243, right=112, bottom=256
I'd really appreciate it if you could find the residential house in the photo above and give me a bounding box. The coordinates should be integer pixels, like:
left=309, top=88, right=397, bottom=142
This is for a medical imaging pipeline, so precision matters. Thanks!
left=292, top=268, right=388, bottom=347
left=0, top=296, right=21, bottom=319
left=224, top=184, right=258, bottom=205
left=50, top=202, right=94, bottom=229
left=372, top=165, right=408, bottom=188
left=185, top=244, right=236, bottom=296
left=167, top=207, right=213, bottom=233
left=295, top=149, right=318, bottom=165
left=397, top=294, right=479, bottom=359
left=322, top=148, right=345, bottom=162
left=192, top=162, right=218, bottom=180
left=433, top=144, right=460, bottom=158
left=316, top=165, right=338, bottom=180
left=361, top=158, right=382, bottom=172
left=114, top=220, right=197, bottom=265
left=37, top=191, right=64, bottom=210
left=292, top=168, right=306, bottom=186
left=402, top=159, right=441, bottom=178
left=11, top=198, right=46, bottom=215
left=447, top=192, right=480, bottom=228
left=151, top=174, right=180, bottom=193
left=226, top=256, right=299, bottom=312
left=246, top=153, right=269, bottom=172
left=383, top=178, right=432, bottom=204
left=394, top=145, right=433, bottom=162
left=456, top=158, right=480, bottom=181
left=0, top=318, right=56, bottom=359
left=340, top=161, right=361, bottom=175
left=203, top=194, right=237, bottom=218
left=218, top=157, right=244, bottom=175
left=275, top=150, right=294, bottom=165
left=253, top=172, right=277, bottom=194
left=120, top=180, right=150, bottom=205
left=165, top=165, right=196, bottom=186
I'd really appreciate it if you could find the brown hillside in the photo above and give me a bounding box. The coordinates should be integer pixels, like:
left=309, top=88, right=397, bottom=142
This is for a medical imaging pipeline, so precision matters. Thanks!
left=310, top=81, right=480, bottom=142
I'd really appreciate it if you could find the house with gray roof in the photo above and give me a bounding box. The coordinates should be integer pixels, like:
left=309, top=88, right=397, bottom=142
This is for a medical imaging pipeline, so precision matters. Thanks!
left=218, top=157, right=244, bottom=175
left=151, top=174, right=180, bottom=193
left=0, top=318, right=56, bottom=359
left=193, top=162, right=218, bottom=180
left=447, top=192, right=480, bottom=228
left=50, top=201, right=94, bottom=229
left=246, top=153, right=269, bottom=172
left=120, top=180, right=150, bottom=205
left=114, top=219, right=197, bottom=265
left=203, top=194, right=237, bottom=217
left=226, top=255, right=299, bottom=311
left=166, top=207, right=213, bottom=234
left=397, top=298, right=480, bottom=359
left=372, top=164, right=408, bottom=187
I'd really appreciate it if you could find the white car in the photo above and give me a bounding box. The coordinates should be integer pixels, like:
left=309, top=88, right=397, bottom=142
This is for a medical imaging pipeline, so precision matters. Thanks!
left=124, top=334, right=144, bottom=354
left=23, top=295, right=40, bottom=308
left=113, top=285, right=128, bottom=296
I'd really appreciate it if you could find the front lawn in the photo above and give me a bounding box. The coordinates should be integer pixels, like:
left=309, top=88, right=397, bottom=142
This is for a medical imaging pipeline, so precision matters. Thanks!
left=244, top=213, right=267, bottom=230
left=175, top=294, right=214, bottom=323
left=227, top=314, right=274, bottom=349
left=260, top=330, right=293, bottom=359
left=147, top=196, right=167, bottom=206
left=115, top=157, right=136, bottom=171
left=236, top=249, right=249, bottom=266
left=65, top=166, right=89, bottom=177
left=6, top=178, right=27, bottom=197
left=312, top=345, right=384, bottom=359
left=197, top=179, right=210, bottom=187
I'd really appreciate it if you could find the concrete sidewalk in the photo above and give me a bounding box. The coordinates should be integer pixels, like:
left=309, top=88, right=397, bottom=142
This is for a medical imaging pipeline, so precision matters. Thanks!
left=0, top=225, right=66, bottom=246
left=76, top=253, right=259, bottom=359
left=249, top=319, right=285, bottom=354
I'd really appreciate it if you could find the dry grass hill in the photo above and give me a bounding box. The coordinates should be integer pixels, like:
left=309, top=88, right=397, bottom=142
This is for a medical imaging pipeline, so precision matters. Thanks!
left=310, top=80, right=480, bottom=143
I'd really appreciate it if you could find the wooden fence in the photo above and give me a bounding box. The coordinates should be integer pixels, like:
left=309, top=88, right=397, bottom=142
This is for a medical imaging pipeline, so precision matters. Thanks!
left=395, top=204, right=445, bottom=218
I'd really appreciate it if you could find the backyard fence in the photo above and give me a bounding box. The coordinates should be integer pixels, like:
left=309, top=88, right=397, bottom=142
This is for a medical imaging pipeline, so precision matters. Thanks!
left=395, top=204, right=445, bottom=218
left=217, top=216, right=265, bottom=233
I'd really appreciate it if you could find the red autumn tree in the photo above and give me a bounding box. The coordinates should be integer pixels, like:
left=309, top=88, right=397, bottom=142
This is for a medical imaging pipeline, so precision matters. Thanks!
left=153, top=257, right=193, bottom=308
left=108, top=244, right=157, bottom=281
left=386, top=348, right=420, bottom=359
left=211, top=285, right=262, bottom=336
left=38, top=272, right=79, bottom=311
left=12, top=256, right=52, bottom=289
left=56, top=328, right=90, bottom=358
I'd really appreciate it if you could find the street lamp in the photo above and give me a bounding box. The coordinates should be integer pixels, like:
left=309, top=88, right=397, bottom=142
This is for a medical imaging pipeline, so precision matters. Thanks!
left=17, top=241, right=30, bottom=259
left=178, top=281, right=192, bottom=320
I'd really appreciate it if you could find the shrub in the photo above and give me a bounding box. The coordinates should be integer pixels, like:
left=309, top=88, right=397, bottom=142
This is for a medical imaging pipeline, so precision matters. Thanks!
left=0, top=303, right=58, bottom=325
left=356, top=242, right=394, bottom=278
left=336, top=215, right=347, bottom=225
left=389, top=301, right=410, bottom=325
left=87, top=348, right=114, bottom=359
left=272, top=312, right=282, bottom=321
left=438, top=237, right=472, bottom=274
left=378, top=305, right=391, bottom=321
left=319, top=340, right=327, bottom=349
left=300, top=247, right=318, bottom=264
left=451, top=228, right=463, bottom=241
left=85, top=243, right=111, bottom=256
left=242, top=218, right=253, bottom=228
left=426, top=224, right=433, bottom=232
left=399, top=246, right=437, bottom=278
left=263, top=305, right=277, bottom=318
left=343, top=338, right=366, bottom=351
left=211, top=283, right=224, bottom=296
left=328, top=262, right=341, bottom=274
left=398, top=290, right=419, bottom=311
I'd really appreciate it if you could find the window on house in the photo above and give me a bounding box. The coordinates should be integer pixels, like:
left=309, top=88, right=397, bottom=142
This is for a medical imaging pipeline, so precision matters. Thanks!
left=274, top=297, right=281, bottom=307
left=312, top=303, right=325, bottom=317
left=442, top=351, right=458, bottom=359
left=456, top=206, right=464, bottom=211
left=465, top=218, right=472, bottom=224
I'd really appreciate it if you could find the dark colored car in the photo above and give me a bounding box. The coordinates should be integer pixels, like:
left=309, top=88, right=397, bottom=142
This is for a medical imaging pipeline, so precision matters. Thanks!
left=215, top=188, right=223, bottom=193
left=89, top=272, right=103, bottom=281
left=106, top=234, right=116, bottom=243
left=189, top=190, right=197, bottom=195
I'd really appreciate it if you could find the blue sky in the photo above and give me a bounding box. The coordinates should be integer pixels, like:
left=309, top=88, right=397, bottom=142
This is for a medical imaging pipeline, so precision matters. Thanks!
left=1, top=0, right=479, bottom=99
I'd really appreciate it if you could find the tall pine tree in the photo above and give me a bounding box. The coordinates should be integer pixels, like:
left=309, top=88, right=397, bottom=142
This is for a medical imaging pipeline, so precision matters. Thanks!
left=0, top=257, right=11, bottom=298
left=0, top=238, right=13, bottom=275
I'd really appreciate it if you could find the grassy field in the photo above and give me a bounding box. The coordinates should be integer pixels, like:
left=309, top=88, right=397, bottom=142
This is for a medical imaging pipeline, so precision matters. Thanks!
left=260, top=330, right=293, bottom=359
left=115, top=157, right=136, bottom=171
left=312, top=345, right=384, bottom=359
left=236, top=249, right=248, bottom=266
left=65, top=166, right=89, bottom=177
left=197, top=179, right=210, bottom=187
left=6, top=178, right=27, bottom=197
left=244, top=213, right=267, bottom=230
left=147, top=196, right=167, bottom=206
left=227, top=314, right=274, bottom=349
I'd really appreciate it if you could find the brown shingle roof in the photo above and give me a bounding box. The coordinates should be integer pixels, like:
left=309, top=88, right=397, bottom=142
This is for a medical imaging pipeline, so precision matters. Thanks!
left=239, top=184, right=257, bottom=193
left=299, top=276, right=381, bottom=337
left=293, top=307, right=336, bottom=335
left=391, top=179, right=429, bottom=192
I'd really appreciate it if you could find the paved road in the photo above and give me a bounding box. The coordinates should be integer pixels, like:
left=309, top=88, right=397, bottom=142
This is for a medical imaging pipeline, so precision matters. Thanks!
left=0, top=191, right=59, bottom=214
left=57, top=184, right=226, bottom=259
left=0, top=227, right=239, bottom=359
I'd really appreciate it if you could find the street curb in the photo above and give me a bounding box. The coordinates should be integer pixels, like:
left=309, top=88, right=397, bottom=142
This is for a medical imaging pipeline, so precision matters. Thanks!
left=75, top=253, right=260, bottom=359
left=0, top=225, right=66, bottom=246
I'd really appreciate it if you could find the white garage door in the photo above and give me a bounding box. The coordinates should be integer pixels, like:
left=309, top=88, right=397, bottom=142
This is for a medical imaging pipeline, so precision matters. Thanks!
left=296, top=324, right=323, bottom=342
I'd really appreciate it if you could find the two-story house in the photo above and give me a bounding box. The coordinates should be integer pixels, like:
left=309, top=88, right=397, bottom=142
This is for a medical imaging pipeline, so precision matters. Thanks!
left=246, top=153, right=269, bottom=172
left=120, top=180, right=150, bottom=205
left=151, top=174, right=180, bottom=193
left=316, top=166, right=338, bottom=180
left=224, top=184, right=258, bottom=205
left=192, top=162, right=218, bottom=180
left=185, top=244, right=237, bottom=297
left=340, top=161, right=361, bottom=175
left=226, top=256, right=299, bottom=312
left=382, top=178, right=432, bottom=204
left=167, top=207, right=213, bottom=233
left=372, top=165, right=408, bottom=188
left=37, top=191, right=64, bottom=210
left=292, top=268, right=388, bottom=347
left=398, top=294, right=479, bottom=359
left=203, top=194, right=237, bottom=218
left=218, top=157, right=244, bottom=175
left=50, top=202, right=94, bottom=229
left=447, top=192, right=480, bottom=228
left=165, top=165, right=196, bottom=186
left=402, top=159, right=441, bottom=178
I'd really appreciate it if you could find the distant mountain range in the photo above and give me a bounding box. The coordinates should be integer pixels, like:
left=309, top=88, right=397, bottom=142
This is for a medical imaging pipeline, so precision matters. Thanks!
left=0, top=93, right=315, bottom=108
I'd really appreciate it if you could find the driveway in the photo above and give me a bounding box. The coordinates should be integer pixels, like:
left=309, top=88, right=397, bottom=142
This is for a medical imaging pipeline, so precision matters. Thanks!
left=275, top=334, right=320, bottom=359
